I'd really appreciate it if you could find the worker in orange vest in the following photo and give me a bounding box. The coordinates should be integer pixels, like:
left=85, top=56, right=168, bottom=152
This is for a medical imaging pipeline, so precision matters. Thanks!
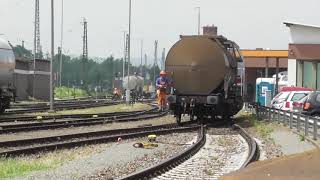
left=156, top=71, right=172, bottom=111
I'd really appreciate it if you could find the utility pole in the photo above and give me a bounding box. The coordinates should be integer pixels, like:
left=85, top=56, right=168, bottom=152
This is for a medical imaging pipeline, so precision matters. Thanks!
left=33, top=0, right=41, bottom=100
left=50, top=0, right=54, bottom=111
left=161, top=48, right=165, bottom=70
left=122, top=31, right=127, bottom=83
left=59, top=0, right=64, bottom=87
left=154, top=40, right=158, bottom=84
left=35, top=0, right=41, bottom=58
left=140, top=39, right=143, bottom=76
left=58, top=47, right=62, bottom=85
left=82, top=18, right=88, bottom=92
left=144, top=53, right=147, bottom=88
left=195, top=7, right=201, bottom=35
left=145, top=54, right=148, bottom=77
left=126, top=0, right=132, bottom=104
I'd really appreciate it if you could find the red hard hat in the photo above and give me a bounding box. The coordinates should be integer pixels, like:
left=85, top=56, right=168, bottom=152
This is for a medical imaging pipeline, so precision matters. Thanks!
left=160, top=71, right=166, bottom=75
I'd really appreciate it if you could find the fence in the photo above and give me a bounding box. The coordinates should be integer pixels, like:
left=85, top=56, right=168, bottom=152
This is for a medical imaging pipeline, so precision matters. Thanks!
left=247, top=104, right=319, bottom=141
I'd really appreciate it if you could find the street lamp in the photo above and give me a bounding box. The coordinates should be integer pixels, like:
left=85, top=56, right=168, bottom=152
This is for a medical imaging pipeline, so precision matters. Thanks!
left=125, top=0, right=132, bottom=104
left=50, top=0, right=54, bottom=111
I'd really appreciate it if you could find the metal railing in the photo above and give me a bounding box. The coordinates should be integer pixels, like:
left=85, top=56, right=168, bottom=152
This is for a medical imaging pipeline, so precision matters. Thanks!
left=248, top=104, right=319, bottom=141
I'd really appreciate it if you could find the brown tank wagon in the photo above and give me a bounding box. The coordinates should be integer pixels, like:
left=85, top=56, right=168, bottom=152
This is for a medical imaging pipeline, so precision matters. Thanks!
left=165, top=35, right=244, bottom=124
left=0, top=38, right=15, bottom=113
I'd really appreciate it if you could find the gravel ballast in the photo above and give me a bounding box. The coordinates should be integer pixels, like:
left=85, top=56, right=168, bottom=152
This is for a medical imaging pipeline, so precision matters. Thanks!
left=0, top=115, right=176, bottom=142
left=13, top=132, right=197, bottom=180
left=153, top=134, right=248, bottom=180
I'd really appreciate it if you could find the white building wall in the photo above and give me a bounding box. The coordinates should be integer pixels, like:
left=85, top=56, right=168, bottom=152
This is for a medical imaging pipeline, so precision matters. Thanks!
left=289, top=24, right=320, bottom=44
left=287, top=59, right=297, bottom=86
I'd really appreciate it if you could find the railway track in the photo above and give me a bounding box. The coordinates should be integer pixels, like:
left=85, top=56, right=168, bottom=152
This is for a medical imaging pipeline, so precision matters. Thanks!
left=5, top=100, right=120, bottom=115
left=0, top=108, right=155, bottom=123
left=0, top=108, right=165, bottom=134
left=0, top=123, right=200, bottom=158
left=121, top=123, right=259, bottom=180
left=11, top=98, right=109, bottom=109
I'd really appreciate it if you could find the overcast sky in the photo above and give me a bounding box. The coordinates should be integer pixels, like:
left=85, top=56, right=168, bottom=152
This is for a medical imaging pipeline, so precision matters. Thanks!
left=1, top=0, right=319, bottom=65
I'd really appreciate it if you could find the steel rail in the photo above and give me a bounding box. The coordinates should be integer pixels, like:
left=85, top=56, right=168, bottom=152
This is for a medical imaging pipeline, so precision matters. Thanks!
left=120, top=123, right=259, bottom=179
left=0, top=110, right=167, bottom=134
left=11, top=99, right=109, bottom=109
left=0, top=124, right=200, bottom=158
left=0, top=106, right=157, bottom=123
left=5, top=101, right=120, bottom=114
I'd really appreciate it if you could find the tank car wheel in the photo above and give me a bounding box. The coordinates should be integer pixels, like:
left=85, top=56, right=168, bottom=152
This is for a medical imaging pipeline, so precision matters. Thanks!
left=176, top=114, right=182, bottom=125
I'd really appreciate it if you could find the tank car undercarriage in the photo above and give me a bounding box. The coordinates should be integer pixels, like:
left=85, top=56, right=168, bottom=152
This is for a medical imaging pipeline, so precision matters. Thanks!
left=167, top=93, right=243, bottom=124
left=0, top=90, right=12, bottom=113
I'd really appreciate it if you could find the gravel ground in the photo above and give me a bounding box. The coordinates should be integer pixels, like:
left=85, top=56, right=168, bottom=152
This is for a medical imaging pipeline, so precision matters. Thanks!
left=245, top=126, right=283, bottom=159
left=13, top=132, right=197, bottom=180
left=0, top=115, right=176, bottom=142
left=235, top=116, right=283, bottom=159
left=88, top=132, right=197, bottom=179
left=153, top=134, right=248, bottom=180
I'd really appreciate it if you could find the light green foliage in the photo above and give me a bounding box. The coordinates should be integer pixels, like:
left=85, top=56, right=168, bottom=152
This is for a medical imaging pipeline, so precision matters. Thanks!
left=236, top=111, right=274, bottom=138
left=299, top=134, right=306, bottom=141
left=0, top=157, right=57, bottom=179
left=0, top=144, right=111, bottom=179
left=248, top=114, right=274, bottom=138
left=54, top=86, right=88, bottom=99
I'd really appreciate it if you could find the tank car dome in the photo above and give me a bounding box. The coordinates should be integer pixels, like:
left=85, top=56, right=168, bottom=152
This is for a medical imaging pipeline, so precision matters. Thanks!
left=0, top=38, right=13, bottom=50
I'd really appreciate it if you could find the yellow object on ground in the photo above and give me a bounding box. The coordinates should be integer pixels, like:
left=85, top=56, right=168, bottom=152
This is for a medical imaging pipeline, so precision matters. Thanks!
left=36, top=116, right=43, bottom=120
left=148, top=134, right=157, bottom=142
left=133, top=142, right=158, bottom=149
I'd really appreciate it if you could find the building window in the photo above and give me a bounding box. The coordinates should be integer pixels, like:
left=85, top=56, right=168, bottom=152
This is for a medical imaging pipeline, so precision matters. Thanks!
left=303, top=61, right=313, bottom=88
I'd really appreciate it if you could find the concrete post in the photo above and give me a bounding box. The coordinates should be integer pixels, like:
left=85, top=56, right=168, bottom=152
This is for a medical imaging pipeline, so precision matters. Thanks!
left=305, top=116, right=309, bottom=137
left=289, top=112, right=293, bottom=129
left=313, top=118, right=317, bottom=140
left=297, top=114, right=301, bottom=132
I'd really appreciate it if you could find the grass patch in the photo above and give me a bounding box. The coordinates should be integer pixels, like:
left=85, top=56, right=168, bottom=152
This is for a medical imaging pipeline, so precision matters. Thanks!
left=26, top=103, right=151, bottom=116
left=54, top=86, right=88, bottom=100
left=0, top=156, right=58, bottom=179
left=0, top=144, right=110, bottom=179
left=299, top=134, right=306, bottom=141
left=236, top=111, right=274, bottom=139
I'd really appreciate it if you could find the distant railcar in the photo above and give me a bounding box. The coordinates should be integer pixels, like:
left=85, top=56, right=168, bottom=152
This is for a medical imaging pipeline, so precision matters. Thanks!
left=165, top=35, right=244, bottom=123
left=0, top=38, right=15, bottom=112
left=122, top=75, right=144, bottom=98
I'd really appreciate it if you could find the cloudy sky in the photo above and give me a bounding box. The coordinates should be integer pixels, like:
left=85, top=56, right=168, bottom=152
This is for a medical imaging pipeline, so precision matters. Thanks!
left=0, top=0, right=319, bottom=65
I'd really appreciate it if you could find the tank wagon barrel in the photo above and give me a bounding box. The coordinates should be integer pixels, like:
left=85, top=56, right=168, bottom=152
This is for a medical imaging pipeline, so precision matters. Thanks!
left=0, top=38, right=15, bottom=113
left=165, top=35, right=244, bottom=124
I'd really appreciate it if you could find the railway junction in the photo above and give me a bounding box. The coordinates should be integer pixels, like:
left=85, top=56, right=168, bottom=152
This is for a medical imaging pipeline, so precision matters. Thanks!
left=1, top=0, right=320, bottom=179
left=0, top=102, right=318, bottom=179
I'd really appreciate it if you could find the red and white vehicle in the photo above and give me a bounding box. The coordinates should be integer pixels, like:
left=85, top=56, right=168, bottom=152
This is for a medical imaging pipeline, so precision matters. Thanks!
left=271, top=87, right=313, bottom=111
